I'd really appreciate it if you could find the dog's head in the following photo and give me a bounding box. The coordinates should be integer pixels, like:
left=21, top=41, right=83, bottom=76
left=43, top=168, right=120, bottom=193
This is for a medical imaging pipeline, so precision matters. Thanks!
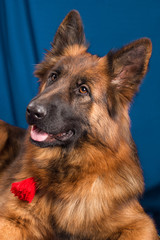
left=26, top=10, right=152, bottom=149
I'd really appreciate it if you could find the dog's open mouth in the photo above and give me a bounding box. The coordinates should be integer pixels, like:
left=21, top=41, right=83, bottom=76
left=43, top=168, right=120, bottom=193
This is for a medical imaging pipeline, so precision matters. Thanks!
left=30, top=125, right=74, bottom=143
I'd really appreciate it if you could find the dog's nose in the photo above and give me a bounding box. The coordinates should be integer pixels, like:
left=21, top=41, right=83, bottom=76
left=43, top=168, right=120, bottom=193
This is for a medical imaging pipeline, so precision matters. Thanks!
left=26, top=101, right=47, bottom=122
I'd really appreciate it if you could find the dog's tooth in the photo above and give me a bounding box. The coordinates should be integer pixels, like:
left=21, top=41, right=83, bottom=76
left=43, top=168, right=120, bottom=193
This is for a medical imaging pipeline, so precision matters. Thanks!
left=57, top=133, right=65, bottom=137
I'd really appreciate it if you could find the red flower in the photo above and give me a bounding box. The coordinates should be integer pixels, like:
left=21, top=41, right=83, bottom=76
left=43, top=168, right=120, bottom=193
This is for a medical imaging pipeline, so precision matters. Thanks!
left=11, top=177, right=37, bottom=203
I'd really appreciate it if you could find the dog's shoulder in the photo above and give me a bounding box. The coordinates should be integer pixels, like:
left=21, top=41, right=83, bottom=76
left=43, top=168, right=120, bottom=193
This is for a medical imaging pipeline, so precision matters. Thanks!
left=0, top=120, right=26, bottom=172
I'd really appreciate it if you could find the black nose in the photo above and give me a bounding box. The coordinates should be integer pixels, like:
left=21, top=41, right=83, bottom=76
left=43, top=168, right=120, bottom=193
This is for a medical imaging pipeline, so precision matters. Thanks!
left=26, top=101, right=47, bottom=123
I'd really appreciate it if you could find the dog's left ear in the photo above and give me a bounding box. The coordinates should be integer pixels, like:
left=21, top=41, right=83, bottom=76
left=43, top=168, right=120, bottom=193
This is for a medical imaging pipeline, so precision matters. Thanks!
left=52, top=10, right=86, bottom=55
left=106, top=38, right=152, bottom=104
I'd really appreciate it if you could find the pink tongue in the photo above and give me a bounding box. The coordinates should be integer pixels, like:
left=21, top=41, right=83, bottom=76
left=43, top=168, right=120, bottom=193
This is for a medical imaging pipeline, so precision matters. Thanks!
left=31, top=126, right=49, bottom=142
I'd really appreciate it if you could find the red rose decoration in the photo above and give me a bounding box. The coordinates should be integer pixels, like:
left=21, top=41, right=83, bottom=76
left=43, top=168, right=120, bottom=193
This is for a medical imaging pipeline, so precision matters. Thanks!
left=11, top=177, right=37, bottom=203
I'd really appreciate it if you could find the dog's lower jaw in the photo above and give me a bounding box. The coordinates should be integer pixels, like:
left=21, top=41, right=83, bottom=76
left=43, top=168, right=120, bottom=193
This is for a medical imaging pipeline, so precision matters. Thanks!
left=29, top=125, right=78, bottom=148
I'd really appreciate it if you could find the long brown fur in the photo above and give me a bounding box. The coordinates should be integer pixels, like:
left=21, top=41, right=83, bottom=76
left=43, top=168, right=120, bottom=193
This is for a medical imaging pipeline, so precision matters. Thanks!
left=0, top=10, right=158, bottom=240
left=0, top=120, right=26, bottom=171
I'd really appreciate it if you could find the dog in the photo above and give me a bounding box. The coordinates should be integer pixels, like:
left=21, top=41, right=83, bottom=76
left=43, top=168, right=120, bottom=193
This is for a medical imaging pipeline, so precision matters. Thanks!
left=0, top=10, right=158, bottom=240
left=0, top=120, right=26, bottom=170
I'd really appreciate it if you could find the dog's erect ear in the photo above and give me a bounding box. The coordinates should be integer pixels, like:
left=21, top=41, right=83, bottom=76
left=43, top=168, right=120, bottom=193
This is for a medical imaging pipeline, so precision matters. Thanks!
left=51, top=10, right=86, bottom=55
left=107, top=38, right=152, bottom=104
left=35, top=10, right=86, bottom=79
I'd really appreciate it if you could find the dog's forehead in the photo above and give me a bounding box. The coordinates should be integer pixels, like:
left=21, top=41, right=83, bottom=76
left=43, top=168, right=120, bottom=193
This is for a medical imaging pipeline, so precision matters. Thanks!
left=53, top=45, right=107, bottom=80
left=58, top=55, right=98, bottom=73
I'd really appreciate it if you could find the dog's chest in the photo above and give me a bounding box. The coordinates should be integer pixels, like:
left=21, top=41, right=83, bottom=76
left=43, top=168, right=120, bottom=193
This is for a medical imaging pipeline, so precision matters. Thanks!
left=48, top=177, right=111, bottom=239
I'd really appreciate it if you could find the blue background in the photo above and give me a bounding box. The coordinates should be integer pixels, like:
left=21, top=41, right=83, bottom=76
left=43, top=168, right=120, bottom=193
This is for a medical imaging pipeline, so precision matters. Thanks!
left=0, top=0, right=160, bottom=231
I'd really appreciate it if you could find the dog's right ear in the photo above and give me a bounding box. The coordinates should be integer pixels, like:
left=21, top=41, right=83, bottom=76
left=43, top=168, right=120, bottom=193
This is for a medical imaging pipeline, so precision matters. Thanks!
left=35, top=10, right=86, bottom=80
left=51, top=10, right=86, bottom=55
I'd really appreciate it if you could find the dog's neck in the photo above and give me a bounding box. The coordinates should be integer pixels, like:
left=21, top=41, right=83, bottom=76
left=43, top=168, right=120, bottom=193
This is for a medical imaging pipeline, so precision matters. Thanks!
left=17, top=135, right=144, bottom=198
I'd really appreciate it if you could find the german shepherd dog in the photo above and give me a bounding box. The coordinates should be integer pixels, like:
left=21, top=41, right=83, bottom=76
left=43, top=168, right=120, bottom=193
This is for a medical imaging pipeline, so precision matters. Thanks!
left=0, top=10, right=159, bottom=240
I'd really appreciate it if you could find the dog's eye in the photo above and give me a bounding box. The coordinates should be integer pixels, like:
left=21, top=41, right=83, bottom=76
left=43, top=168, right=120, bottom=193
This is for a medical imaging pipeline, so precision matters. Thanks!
left=79, top=86, right=88, bottom=95
left=50, top=72, right=58, bottom=81
left=47, top=72, right=58, bottom=87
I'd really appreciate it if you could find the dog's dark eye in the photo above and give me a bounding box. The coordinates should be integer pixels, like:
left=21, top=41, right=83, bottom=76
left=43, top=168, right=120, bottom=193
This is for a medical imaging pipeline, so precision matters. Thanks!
left=47, top=72, right=58, bottom=87
left=50, top=72, right=58, bottom=81
left=79, top=86, right=88, bottom=95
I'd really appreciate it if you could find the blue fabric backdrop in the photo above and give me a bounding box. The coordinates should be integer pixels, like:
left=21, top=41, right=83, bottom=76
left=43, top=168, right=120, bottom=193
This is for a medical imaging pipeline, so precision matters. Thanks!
left=0, top=0, right=160, bottom=231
